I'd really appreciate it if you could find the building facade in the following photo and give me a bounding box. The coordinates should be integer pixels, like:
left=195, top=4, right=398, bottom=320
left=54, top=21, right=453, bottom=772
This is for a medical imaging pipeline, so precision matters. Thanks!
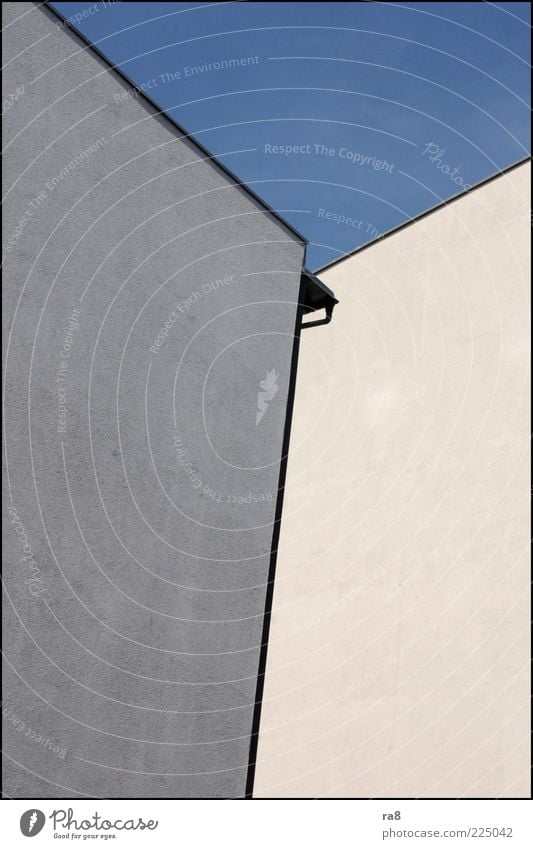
left=3, top=1, right=529, bottom=801
left=2, top=1, right=333, bottom=798
left=253, top=160, right=531, bottom=798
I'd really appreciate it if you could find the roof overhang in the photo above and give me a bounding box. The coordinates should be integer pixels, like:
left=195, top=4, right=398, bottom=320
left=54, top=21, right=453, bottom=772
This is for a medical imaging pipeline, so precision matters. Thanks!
left=301, top=270, right=339, bottom=328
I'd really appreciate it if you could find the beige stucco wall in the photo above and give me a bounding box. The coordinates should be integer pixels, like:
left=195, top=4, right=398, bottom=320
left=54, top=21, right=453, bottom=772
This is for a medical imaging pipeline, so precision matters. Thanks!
left=254, top=162, right=530, bottom=798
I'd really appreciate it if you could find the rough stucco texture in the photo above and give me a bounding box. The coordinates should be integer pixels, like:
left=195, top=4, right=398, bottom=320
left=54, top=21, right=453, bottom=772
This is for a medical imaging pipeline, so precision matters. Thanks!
left=2, top=3, right=305, bottom=798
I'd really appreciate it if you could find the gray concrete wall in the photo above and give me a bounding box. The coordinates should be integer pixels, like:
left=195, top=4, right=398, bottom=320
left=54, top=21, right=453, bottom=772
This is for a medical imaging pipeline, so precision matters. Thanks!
left=2, top=2, right=305, bottom=798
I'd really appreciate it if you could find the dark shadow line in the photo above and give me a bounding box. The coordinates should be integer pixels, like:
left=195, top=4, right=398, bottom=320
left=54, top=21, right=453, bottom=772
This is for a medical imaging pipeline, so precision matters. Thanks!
left=244, top=281, right=306, bottom=799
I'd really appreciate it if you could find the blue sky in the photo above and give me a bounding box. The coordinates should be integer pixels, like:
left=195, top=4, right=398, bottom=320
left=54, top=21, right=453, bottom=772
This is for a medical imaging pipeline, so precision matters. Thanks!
left=51, top=1, right=531, bottom=270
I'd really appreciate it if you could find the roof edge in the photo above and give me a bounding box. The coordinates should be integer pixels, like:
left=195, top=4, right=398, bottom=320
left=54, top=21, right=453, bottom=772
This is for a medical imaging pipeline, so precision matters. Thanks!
left=300, top=269, right=339, bottom=327
left=42, top=1, right=309, bottom=247
left=313, top=155, right=531, bottom=275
